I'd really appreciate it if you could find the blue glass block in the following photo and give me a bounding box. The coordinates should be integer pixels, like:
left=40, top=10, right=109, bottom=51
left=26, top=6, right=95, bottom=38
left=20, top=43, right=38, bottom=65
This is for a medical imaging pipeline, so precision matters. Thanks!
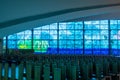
left=100, top=25, right=108, bottom=29
left=8, top=34, right=17, bottom=39
left=110, top=30, right=118, bottom=34
left=117, top=24, right=120, bottom=29
left=24, top=30, right=32, bottom=34
left=33, top=30, right=41, bottom=34
left=8, top=40, right=16, bottom=48
left=47, top=48, right=58, bottom=54
left=100, top=20, right=108, bottom=24
left=110, top=20, right=117, bottom=24
left=84, top=49, right=92, bottom=55
left=110, top=24, right=117, bottom=29
left=66, top=23, right=74, bottom=29
left=42, top=25, right=49, bottom=29
left=59, top=49, right=67, bottom=54
left=118, top=49, right=120, bottom=56
left=75, top=30, right=83, bottom=34
left=118, top=41, right=120, bottom=45
left=75, top=22, right=83, bottom=29
left=93, top=49, right=101, bottom=55
left=111, top=35, right=117, bottom=39
left=100, top=49, right=109, bottom=55
left=101, top=30, right=108, bottom=34
left=33, top=34, right=41, bottom=39
left=111, top=49, right=118, bottom=56
left=92, top=24, right=99, bottom=29
left=92, top=30, right=100, bottom=35
left=40, top=32, right=50, bottom=39
left=59, top=23, right=66, bottom=29
left=84, top=24, right=92, bottom=29
left=84, top=21, right=92, bottom=24
left=50, top=23, right=57, bottom=29
left=111, top=45, right=117, bottom=49
left=92, top=21, right=99, bottom=24
left=67, top=35, right=74, bottom=39
left=85, top=30, right=92, bottom=34
left=34, top=26, right=42, bottom=29
left=50, top=30, right=57, bottom=34
left=75, top=34, right=83, bottom=39
left=25, top=34, right=32, bottom=39
left=74, top=49, right=83, bottom=54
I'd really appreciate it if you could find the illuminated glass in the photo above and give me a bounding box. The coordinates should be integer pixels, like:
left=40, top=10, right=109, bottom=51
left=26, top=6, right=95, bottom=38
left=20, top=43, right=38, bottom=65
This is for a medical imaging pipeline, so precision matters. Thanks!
left=3, top=20, right=120, bottom=56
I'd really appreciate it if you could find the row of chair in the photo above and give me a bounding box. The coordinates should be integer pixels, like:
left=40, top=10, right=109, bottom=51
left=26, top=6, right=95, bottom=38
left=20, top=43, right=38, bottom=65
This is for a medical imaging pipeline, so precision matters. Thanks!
left=0, top=54, right=120, bottom=80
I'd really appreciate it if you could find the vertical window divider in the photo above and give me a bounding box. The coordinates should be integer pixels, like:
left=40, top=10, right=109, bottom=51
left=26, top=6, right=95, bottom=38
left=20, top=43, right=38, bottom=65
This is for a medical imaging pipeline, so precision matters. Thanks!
left=31, top=29, right=34, bottom=50
left=108, top=20, right=111, bottom=55
left=83, top=21, right=85, bottom=55
left=57, top=23, right=59, bottom=54
left=6, top=36, right=8, bottom=54
left=74, top=22, right=75, bottom=54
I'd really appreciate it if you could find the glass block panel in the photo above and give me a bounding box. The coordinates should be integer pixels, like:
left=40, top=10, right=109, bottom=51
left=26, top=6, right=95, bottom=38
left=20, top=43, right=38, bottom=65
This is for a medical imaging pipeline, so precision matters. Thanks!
left=59, top=23, right=66, bottom=29
left=75, top=34, right=83, bottom=39
left=75, top=22, right=83, bottom=29
left=111, top=35, right=117, bottom=39
left=33, top=34, right=41, bottom=39
left=66, top=22, right=74, bottom=29
left=92, top=40, right=100, bottom=45
left=59, top=40, right=66, bottom=46
left=85, top=30, right=92, bottom=34
left=92, top=30, right=100, bottom=34
left=84, top=21, right=92, bottom=24
left=50, top=23, right=57, bottom=29
left=110, top=30, right=118, bottom=34
left=101, top=40, right=108, bottom=45
left=24, top=30, right=32, bottom=34
left=84, top=24, right=92, bottom=29
left=110, top=20, right=117, bottom=24
left=8, top=34, right=17, bottom=39
left=118, top=41, right=120, bottom=45
left=66, top=40, right=74, bottom=45
left=110, top=24, right=117, bottom=29
left=17, top=40, right=25, bottom=49
left=34, top=26, right=42, bottom=29
left=42, top=25, right=49, bottom=29
left=25, top=34, right=32, bottom=39
left=100, top=25, right=108, bottom=29
left=8, top=40, right=16, bottom=48
left=100, top=20, right=108, bottom=24
left=92, top=24, right=99, bottom=29
left=100, top=30, right=108, bottom=34
left=50, top=30, right=57, bottom=35
left=118, top=24, right=120, bottom=29
left=92, top=21, right=99, bottom=24
left=49, top=40, right=57, bottom=48
left=33, top=40, right=49, bottom=52
left=33, top=30, right=41, bottom=34
left=111, top=45, right=117, bottom=49
left=17, top=32, right=25, bottom=39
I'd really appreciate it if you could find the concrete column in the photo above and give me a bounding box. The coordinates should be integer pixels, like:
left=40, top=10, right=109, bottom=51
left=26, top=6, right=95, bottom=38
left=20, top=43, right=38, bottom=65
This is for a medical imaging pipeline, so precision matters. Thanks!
left=0, top=39, right=3, bottom=54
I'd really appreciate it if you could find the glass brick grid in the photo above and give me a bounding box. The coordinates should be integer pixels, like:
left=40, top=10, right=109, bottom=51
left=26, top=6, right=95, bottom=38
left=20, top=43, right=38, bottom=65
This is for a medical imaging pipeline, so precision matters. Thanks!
left=3, top=20, right=120, bottom=56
